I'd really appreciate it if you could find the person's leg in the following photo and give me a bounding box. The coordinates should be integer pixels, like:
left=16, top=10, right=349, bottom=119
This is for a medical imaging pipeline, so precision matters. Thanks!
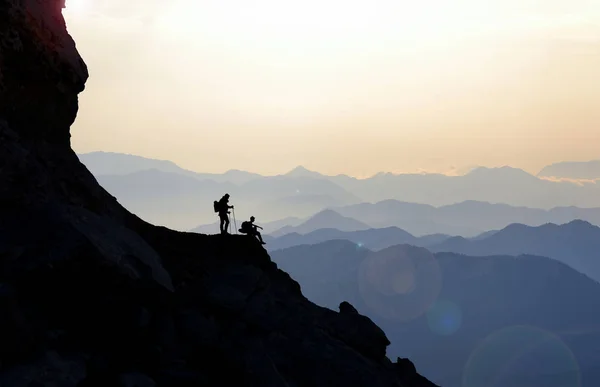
left=224, top=217, right=230, bottom=234
left=220, top=215, right=228, bottom=234
left=219, top=217, right=225, bottom=233
left=256, top=231, right=265, bottom=244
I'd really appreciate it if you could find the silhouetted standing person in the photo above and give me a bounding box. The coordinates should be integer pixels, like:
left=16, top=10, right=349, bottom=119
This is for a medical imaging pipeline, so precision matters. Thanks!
left=240, top=216, right=266, bottom=244
left=216, top=193, right=234, bottom=234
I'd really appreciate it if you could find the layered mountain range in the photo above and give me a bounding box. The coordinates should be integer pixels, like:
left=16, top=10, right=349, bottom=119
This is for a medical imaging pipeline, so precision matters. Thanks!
left=271, top=242, right=600, bottom=387
left=265, top=219, right=600, bottom=283
left=79, top=152, right=600, bottom=232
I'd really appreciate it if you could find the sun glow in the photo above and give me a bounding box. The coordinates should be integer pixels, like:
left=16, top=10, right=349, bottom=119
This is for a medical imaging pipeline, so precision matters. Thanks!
left=154, top=0, right=600, bottom=55
left=147, top=0, right=523, bottom=121
left=66, top=0, right=600, bottom=176
left=64, top=0, right=90, bottom=15
left=157, top=0, right=501, bottom=46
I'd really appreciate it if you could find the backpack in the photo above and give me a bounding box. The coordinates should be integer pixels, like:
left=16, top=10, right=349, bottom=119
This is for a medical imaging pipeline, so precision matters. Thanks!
left=213, top=200, right=220, bottom=213
left=239, top=221, right=252, bottom=234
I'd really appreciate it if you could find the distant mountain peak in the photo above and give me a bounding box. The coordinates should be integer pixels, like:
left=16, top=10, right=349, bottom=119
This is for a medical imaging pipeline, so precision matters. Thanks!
left=306, top=209, right=349, bottom=221
left=79, top=151, right=179, bottom=166
left=501, top=219, right=596, bottom=232
left=565, top=219, right=595, bottom=228
left=538, top=159, right=600, bottom=179
left=465, top=166, right=536, bottom=180
left=222, top=169, right=260, bottom=177
left=468, top=165, right=529, bottom=174
left=270, top=208, right=371, bottom=237
left=302, top=209, right=371, bottom=229
left=285, top=165, right=323, bottom=178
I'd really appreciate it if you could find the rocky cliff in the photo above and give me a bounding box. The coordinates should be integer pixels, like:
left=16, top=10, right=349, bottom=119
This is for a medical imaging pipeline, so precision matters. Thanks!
left=0, top=1, right=438, bottom=386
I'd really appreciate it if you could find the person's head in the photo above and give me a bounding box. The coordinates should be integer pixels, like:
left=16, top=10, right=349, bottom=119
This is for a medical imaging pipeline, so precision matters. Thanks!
left=250, top=216, right=255, bottom=222
left=223, top=193, right=230, bottom=200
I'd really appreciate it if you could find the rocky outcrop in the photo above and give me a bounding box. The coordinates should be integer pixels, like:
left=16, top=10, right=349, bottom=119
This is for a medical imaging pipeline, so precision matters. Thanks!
left=0, top=1, right=438, bottom=386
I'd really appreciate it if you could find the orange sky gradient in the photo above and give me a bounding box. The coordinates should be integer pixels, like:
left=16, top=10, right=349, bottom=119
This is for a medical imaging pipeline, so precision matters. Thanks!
left=64, top=0, right=600, bottom=178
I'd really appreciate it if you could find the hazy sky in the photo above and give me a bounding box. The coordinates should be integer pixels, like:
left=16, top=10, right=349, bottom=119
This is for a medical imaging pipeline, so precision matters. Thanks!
left=64, top=0, right=600, bottom=177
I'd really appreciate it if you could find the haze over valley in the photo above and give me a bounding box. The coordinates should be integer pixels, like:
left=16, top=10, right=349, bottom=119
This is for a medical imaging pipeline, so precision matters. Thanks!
left=79, top=151, right=600, bottom=233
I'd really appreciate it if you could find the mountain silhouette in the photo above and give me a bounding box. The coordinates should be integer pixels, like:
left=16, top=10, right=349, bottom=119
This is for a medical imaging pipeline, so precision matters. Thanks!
left=97, top=169, right=237, bottom=198
left=81, top=153, right=600, bottom=231
left=430, top=219, right=600, bottom=282
left=94, top=168, right=362, bottom=229
left=241, top=175, right=361, bottom=203
left=284, top=165, right=326, bottom=179
left=538, top=160, right=600, bottom=180
left=334, top=199, right=600, bottom=236
left=330, top=167, right=600, bottom=208
left=270, top=209, right=370, bottom=236
left=191, top=196, right=599, bottom=241
left=252, top=193, right=348, bottom=222
left=272, top=241, right=600, bottom=387
left=79, top=151, right=196, bottom=176
left=220, top=168, right=264, bottom=184
left=79, top=151, right=262, bottom=184
left=469, top=228, right=499, bottom=240
left=0, top=4, right=436, bottom=387
left=265, top=226, right=450, bottom=251
left=465, top=165, right=539, bottom=181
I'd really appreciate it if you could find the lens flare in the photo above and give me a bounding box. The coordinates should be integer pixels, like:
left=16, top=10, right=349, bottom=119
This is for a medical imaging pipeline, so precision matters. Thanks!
left=358, top=245, right=442, bottom=322
left=463, top=325, right=581, bottom=387
left=427, top=299, right=462, bottom=336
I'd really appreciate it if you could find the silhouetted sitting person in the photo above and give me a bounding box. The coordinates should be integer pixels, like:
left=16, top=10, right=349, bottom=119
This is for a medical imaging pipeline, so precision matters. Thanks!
left=214, top=193, right=234, bottom=234
left=239, top=216, right=266, bottom=244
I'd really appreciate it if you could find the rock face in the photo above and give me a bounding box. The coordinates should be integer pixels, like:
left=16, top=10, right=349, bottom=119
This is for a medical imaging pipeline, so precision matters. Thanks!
left=0, top=1, right=438, bottom=386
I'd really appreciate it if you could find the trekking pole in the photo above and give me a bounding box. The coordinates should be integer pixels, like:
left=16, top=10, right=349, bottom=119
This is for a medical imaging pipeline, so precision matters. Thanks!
left=232, top=207, right=238, bottom=234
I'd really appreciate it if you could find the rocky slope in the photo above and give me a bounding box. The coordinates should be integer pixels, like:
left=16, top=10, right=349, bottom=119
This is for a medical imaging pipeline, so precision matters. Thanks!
left=0, top=1, right=436, bottom=386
